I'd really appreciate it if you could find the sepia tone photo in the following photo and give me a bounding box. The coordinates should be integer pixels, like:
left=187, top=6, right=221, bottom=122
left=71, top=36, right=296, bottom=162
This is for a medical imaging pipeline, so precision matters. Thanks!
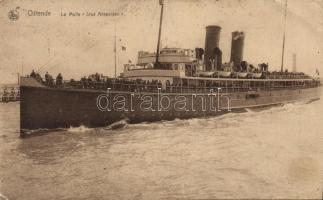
left=0, top=0, right=322, bottom=199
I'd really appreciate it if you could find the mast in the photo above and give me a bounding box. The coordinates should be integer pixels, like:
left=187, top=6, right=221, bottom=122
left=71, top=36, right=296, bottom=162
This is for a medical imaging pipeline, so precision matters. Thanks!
left=155, top=0, right=164, bottom=68
left=114, top=22, right=117, bottom=79
left=280, top=0, right=288, bottom=72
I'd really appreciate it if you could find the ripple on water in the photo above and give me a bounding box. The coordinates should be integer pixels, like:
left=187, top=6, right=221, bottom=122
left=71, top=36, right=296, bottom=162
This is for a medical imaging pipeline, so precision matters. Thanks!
left=0, top=99, right=323, bottom=199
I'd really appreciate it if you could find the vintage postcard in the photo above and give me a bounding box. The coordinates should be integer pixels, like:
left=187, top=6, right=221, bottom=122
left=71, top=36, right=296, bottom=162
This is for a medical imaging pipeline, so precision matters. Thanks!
left=0, top=0, right=322, bottom=199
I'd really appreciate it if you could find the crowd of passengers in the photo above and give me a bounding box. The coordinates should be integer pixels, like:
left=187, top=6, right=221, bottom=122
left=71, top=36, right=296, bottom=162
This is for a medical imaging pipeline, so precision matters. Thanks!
left=29, top=70, right=319, bottom=92
left=29, top=70, right=63, bottom=87
left=72, top=75, right=163, bottom=92
left=29, top=71, right=164, bottom=91
left=266, top=70, right=311, bottom=79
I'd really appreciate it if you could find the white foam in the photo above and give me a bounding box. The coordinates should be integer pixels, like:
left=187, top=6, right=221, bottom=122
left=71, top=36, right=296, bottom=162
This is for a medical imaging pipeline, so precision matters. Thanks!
left=67, top=125, right=92, bottom=132
left=104, top=119, right=129, bottom=130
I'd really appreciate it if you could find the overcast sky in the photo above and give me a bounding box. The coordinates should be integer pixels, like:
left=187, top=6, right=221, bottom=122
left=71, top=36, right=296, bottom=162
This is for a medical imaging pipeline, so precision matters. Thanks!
left=0, top=0, right=322, bottom=84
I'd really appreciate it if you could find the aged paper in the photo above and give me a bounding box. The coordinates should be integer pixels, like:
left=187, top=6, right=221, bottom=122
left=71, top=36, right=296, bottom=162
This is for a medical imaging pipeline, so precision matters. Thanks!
left=0, top=0, right=322, bottom=199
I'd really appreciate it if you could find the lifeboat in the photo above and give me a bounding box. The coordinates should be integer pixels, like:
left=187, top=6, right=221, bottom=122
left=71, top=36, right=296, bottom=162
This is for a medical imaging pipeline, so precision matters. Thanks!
left=236, top=72, right=248, bottom=78
left=249, top=72, right=262, bottom=78
left=198, top=71, right=215, bottom=77
left=215, top=71, right=232, bottom=78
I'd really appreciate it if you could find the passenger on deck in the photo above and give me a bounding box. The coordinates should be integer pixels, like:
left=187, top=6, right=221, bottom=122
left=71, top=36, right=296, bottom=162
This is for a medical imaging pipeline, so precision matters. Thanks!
left=35, top=73, right=42, bottom=83
left=56, top=73, right=63, bottom=87
left=45, top=72, right=50, bottom=85
left=81, top=76, right=87, bottom=88
left=95, top=73, right=101, bottom=82
left=49, top=74, right=54, bottom=86
left=30, top=70, right=36, bottom=78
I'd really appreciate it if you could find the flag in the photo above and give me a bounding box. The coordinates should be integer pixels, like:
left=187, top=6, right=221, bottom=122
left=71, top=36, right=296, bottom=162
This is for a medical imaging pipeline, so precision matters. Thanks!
left=316, top=69, right=320, bottom=75
left=121, top=46, right=126, bottom=51
left=159, top=0, right=164, bottom=5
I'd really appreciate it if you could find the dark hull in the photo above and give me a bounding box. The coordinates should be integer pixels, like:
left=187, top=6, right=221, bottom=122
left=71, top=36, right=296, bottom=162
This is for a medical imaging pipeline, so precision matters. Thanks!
left=20, top=78, right=321, bottom=136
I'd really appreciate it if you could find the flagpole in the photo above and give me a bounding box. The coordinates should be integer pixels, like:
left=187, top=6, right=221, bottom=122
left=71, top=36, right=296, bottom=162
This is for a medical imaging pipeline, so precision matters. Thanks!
left=114, top=21, right=117, bottom=79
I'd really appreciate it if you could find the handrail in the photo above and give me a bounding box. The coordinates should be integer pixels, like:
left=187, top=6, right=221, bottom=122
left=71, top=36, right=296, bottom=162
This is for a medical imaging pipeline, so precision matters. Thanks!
left=42, top=79, right=320, bottom=94
left=25, top=74, right=320, bottom=94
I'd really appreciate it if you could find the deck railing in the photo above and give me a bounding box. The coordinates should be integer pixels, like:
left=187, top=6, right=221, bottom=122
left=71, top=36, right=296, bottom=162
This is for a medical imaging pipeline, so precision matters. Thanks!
left=36, top=78, right=320, bottom=94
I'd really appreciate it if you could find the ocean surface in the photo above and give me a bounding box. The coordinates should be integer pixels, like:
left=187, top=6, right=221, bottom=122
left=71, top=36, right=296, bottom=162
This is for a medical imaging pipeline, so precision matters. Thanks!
left=0, top=100, right=322, bottom=200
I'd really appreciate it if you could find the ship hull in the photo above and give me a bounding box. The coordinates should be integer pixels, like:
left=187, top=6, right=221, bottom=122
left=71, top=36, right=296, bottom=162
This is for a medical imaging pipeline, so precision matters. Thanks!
left=20, top=81, right=321, bottom=136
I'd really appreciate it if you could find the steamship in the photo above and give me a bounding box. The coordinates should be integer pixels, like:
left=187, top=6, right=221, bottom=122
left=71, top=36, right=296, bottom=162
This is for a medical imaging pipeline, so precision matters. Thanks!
left=20, top=1, right=321, bottom=136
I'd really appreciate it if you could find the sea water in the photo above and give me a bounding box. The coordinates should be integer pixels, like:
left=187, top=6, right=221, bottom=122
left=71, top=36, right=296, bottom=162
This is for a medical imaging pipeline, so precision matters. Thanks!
left=0, top=99, right=322, bottom=199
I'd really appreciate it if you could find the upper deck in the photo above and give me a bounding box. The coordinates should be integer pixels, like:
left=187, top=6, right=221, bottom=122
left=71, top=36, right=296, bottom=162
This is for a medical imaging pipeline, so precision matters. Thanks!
left=21, top=73, right=321, bottom=96
left=137, top=48, right=196, bottom=65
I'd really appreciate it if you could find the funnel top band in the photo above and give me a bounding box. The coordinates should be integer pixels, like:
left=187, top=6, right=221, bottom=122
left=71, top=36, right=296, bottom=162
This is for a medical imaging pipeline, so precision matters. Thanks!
left=206, top=25, right=221, bottom=30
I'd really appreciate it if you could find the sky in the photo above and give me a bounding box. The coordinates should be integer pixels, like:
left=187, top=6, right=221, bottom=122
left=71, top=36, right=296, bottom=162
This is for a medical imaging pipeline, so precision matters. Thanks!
left=0, top=0, right=322, bottom=84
